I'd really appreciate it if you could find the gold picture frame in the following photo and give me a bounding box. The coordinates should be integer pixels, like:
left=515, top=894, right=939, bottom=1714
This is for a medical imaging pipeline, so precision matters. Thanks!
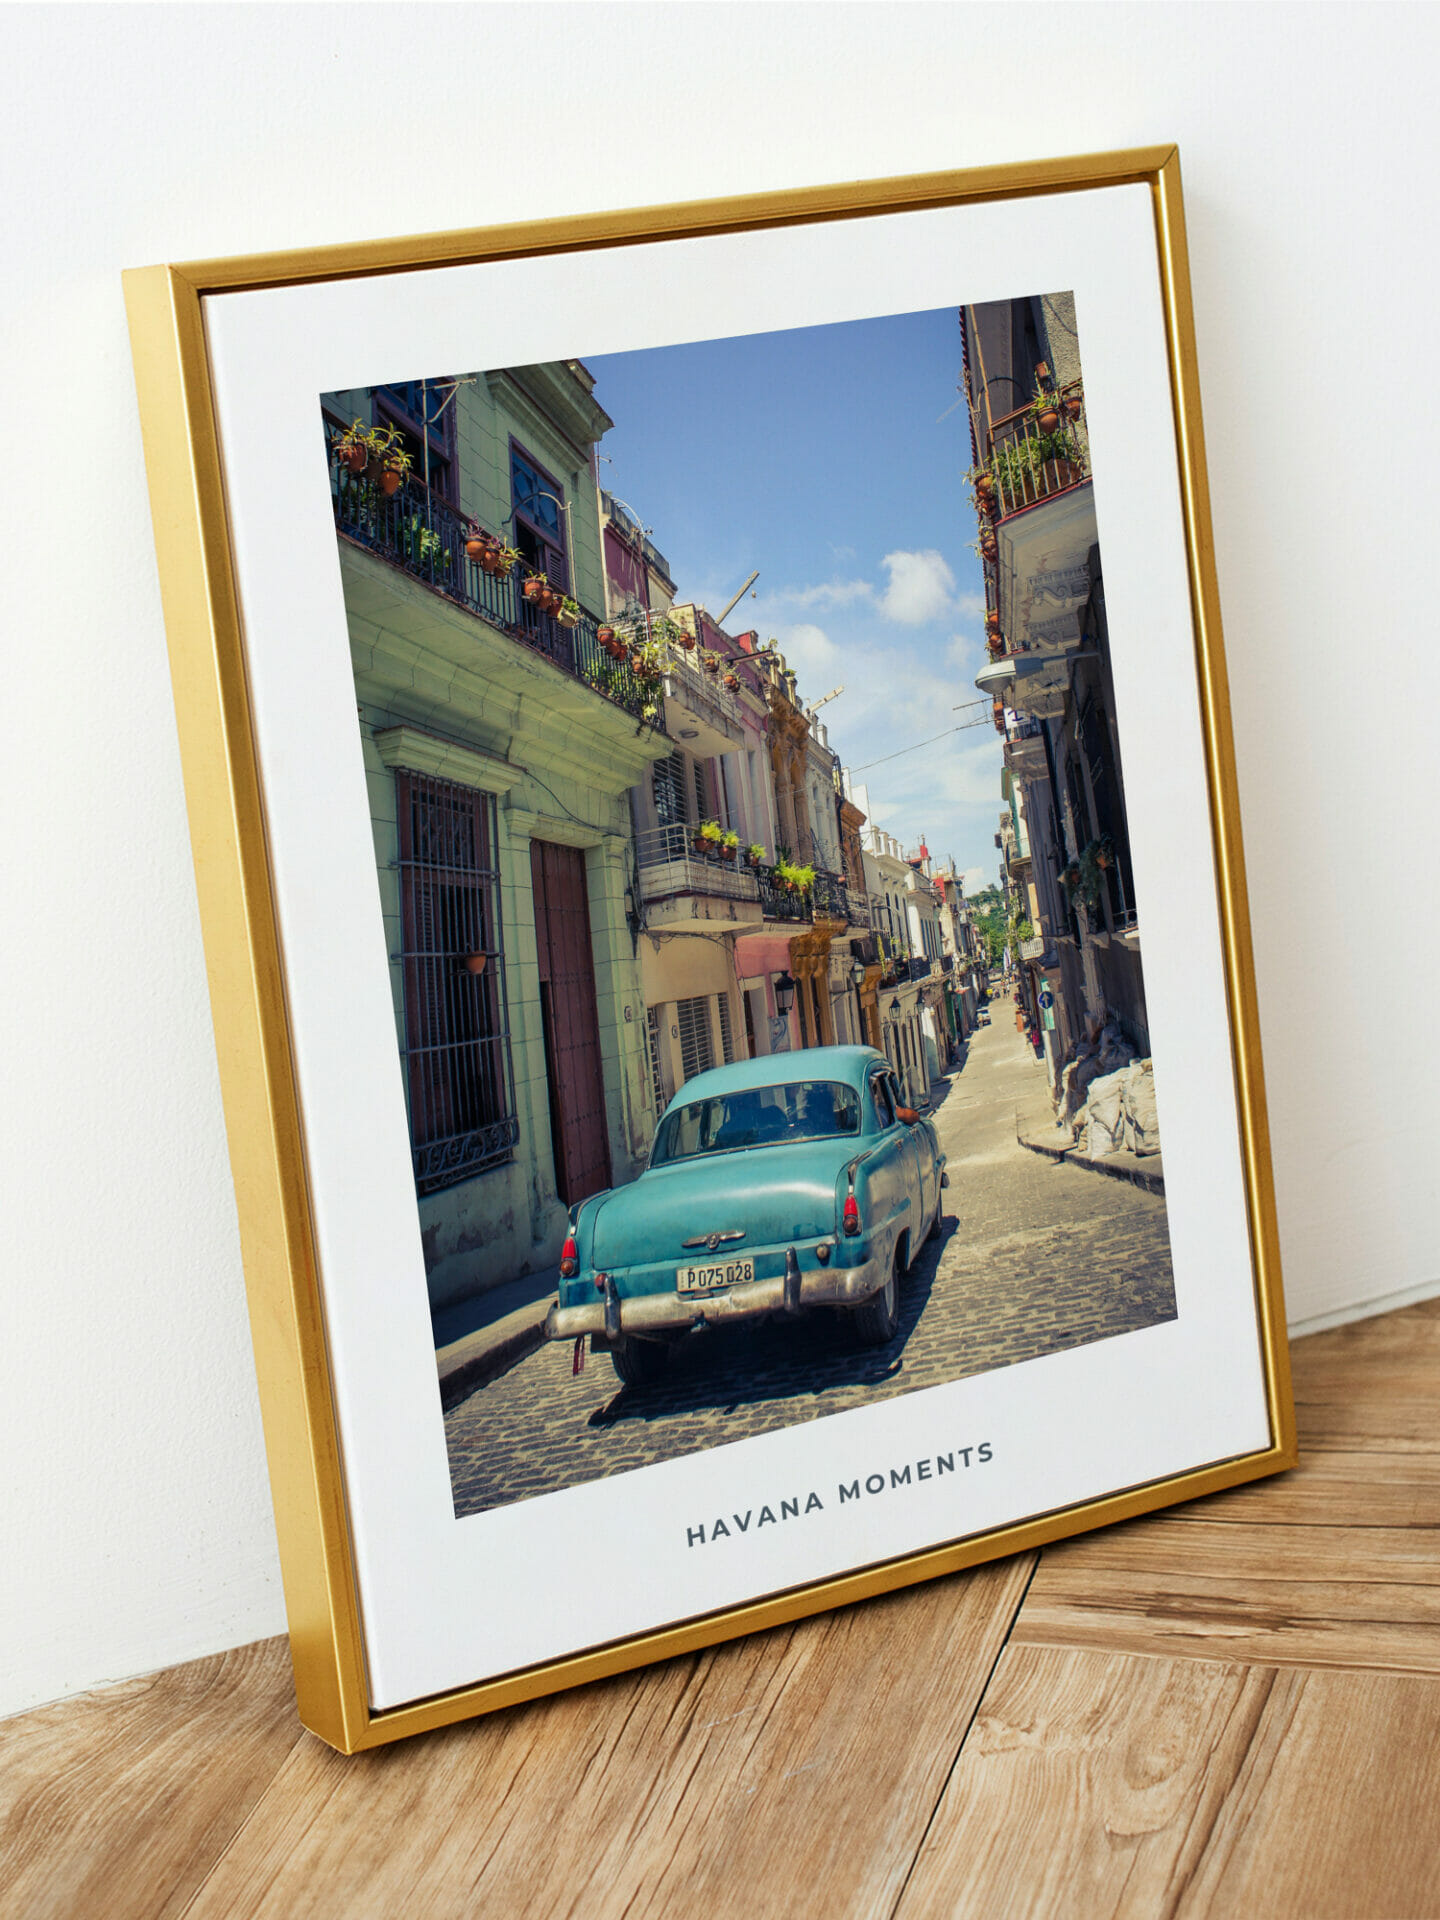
left=124, top=145, right=1294, bottom=1753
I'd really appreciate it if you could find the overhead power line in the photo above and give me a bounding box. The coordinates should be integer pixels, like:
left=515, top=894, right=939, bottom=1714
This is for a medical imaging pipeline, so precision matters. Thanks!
left=850, top=710, right=990, bottom=772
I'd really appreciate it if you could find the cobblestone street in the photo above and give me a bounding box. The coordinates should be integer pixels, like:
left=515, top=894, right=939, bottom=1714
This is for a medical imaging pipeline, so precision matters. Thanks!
left=445, top=1009, right=1177, bottom=1517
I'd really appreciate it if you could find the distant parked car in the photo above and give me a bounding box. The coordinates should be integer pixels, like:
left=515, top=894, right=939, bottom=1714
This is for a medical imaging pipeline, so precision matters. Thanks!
left=546, top=1046, right=947, bottom=1384
left=975, top=1006, right=990, bottom=1026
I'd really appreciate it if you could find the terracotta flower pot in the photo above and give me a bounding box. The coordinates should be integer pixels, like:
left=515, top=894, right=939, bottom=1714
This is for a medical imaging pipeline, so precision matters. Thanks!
left=723, top=673, right=741, bottom=692
left=465, top=535, right=492, bottom=561
left=597, top=626, right=614, bottom=647
left=380, top=468, right=403, bottom=495
left=693, top=837, right=710, bottom=855
left=678, top=633, right=696, bottom=650
left=1064, top=397, right=1083, bottom=421
left=1036, top=407, right=1061, bottom=432
left=462, top=952, right=489, bottom=976
left=703, top=657, right=720, bottom=676
left=523, top=577, right=546, bottom=603
left=340, top=444, right=366, bottom=473
left=975, top=473, right=995, bottom=498
left=719, top=845, right=737, bottom=863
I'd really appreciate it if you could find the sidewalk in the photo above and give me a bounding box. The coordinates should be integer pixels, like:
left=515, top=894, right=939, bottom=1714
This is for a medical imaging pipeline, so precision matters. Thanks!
left=433, top=1265, right=559, bottom=1411
left=1011, top=1036, right=1166, bottom=1197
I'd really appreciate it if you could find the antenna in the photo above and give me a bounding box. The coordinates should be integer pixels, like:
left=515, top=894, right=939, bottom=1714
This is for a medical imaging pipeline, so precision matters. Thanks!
left=716, top=570, right=759, bottom=625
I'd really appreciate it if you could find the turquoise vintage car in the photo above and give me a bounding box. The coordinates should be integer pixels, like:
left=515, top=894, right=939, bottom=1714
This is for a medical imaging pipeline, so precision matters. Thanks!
left=545, top=1045, right=947, bottom=1385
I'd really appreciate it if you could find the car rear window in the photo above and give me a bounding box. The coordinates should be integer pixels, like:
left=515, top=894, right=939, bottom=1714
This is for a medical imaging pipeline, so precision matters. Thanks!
left=652, top=1081, right=862, bottom=1165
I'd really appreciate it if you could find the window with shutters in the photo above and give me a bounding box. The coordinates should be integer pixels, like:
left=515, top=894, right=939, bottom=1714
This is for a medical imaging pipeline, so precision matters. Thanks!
left=675, top=996, right=715, bottom=1084
left=646, top=1004, right=667, bottom=1116
left=396, top=772, right=518, bottom=1195
left=716, top=993, right=736, bottom=1065
left=653, top=752, right=688, bottom=827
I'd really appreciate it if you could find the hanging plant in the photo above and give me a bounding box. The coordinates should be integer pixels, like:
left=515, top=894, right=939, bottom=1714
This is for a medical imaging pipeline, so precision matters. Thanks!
left=523, top=574, right=548, bottom=603
left=1063, top=392, right=1083, bottom=422
left=556, top=596, right=580, bottom=629
left=701, top=650, right=721, bottom=676
left=723, top=671, right=741, bottom=692
left=596, top=624, right=615, bottom=647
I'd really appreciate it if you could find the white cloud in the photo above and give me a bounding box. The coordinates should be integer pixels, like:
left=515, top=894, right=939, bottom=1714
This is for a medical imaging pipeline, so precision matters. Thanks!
left=772, top=578, right=876, bottom=612
left=878, top=549, right=957, bottom=625
left=773, top=621, right=840, bottom=677
left=961, top=866, right=991, bottom=896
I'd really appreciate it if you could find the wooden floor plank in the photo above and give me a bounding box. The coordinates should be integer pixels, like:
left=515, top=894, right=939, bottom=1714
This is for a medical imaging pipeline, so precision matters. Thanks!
left=0, top=1639, right=301, bottom=1920
left=1165, top=1449, right=1440, bottom=1529
left=1013, top=1569, right=1440, bottom=1674
left=894, top=1645, right=1440, bottom=1920
left=179, top=1557, right=1035, bottom=1920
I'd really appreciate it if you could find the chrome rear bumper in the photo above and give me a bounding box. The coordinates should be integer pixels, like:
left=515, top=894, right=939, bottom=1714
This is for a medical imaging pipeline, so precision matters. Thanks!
left=545, top=1252, right=887, bottom=1341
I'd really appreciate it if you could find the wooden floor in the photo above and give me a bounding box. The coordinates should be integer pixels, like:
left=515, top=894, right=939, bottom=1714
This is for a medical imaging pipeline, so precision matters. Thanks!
left=5, top=1299, right=1439, bottom=1919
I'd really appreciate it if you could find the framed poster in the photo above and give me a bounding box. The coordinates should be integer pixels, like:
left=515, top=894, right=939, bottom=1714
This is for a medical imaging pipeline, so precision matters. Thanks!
left=124, top=147, right=1293, bottom=1752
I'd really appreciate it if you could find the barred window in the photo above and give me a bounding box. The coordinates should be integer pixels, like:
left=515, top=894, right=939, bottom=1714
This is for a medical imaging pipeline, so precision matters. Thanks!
left=675, top=995, right=715, bottom=1085
left=396, top=772, right=518, bottom=1195
left=646, top=1003, right=667, bottom=1116
left=716, top=992, right=736, bottom=1065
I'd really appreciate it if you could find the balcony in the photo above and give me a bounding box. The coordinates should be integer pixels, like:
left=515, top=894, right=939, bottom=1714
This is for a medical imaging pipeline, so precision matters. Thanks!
left=635, top=824, right=760, bottom=907
left=756, top=869, right=813, bottom=925
left=811, top=869, right=851, bottom=923
left=655, top=632, right=748, bottom=757
left=980, top=382, right=1089, bottom=523
left=330, top=457, right=660, bottom=730
left=907, top=955, right=935, bottom=984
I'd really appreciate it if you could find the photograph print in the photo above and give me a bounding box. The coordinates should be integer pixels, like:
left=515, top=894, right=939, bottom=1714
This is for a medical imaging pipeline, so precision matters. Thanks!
left=321, top=290, right=1175, bottom=1524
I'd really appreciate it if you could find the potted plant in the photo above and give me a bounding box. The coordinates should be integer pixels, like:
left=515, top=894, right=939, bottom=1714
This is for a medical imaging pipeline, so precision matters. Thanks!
left=701, top=650, right=721, bottom=676
left=723, top=670, right=741, bottom=692
left=523, top=573, right=548, bottom=604
left=979, top=532, right=998, bottom=562
left=556, top=596, right=580, bottom=629
left=1063, top=391, right=1083, bottom=422
left=719, top=830, right=740, bottom=862
left=699, top=819, right=725, bottom=854
left=464, top=529, right=495, bottom=563
left=596, top=624, right=615, bottom=648
left=744, top=843, right=766, bottom=869
left=334, top=420, right=370, bottom=473
left=1030, top=388, right=1062, bottom=433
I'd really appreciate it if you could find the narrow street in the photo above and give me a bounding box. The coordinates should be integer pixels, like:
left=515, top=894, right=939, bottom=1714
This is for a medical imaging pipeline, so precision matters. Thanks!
left=445, top=1011, right=1177, bottom=1518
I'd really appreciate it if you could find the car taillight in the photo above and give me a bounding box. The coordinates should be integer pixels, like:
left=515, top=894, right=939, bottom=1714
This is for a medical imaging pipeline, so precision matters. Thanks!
left=559, top=1235, right=579, bottom=1279
left=842, top=1194, right=861, bottom=1237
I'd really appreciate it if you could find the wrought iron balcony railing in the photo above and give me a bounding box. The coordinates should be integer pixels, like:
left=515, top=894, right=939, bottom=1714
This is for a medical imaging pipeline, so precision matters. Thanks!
left=811, top=869, right=850, bottom=921
left=330, top=454, right=660, bottom=730
left=757, top=870, right=814, bottom=924
left=980, top=380, right=1089, bottom=524
left=907, top=955, right=935, bottom=983
left=635, top=823, right=760, bottom=905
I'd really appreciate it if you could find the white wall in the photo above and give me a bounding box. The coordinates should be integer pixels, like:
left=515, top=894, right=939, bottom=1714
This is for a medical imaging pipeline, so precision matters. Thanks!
left=4, top=0, right=1437, bottom=1720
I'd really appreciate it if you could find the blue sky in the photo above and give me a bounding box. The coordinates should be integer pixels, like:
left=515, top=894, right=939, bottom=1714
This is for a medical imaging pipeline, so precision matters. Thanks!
left=583, top=307, right=1003, bottom=895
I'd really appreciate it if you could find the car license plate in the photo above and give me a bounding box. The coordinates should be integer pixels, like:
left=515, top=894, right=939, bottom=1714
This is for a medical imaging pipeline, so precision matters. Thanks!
left=676, top=1257, right=755, bottom=1294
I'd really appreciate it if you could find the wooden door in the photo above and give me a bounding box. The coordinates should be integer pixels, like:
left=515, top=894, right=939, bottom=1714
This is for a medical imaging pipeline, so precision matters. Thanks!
left=530, top=841, right=612, bottom=1207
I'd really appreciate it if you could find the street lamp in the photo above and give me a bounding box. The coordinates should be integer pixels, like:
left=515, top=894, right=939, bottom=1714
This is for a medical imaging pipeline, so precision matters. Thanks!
left=888, top=996, right=902, bottom=1021
left=774, top=971, right=797, bottom=1019
left=850, top=958, right=867, bottom=987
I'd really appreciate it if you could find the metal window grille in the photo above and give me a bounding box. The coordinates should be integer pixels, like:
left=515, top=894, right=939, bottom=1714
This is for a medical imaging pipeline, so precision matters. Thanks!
left=675, top=995, right=715, bottom=1085
left=653, top=752, right=687, bottom=827
left=692, top=758, right=708, bottom=825
left=646, top=1003, right=667, bottom=1116
left=396, top=772, right=518, bottom=1195
left=716, top=993, right=736, bottom=1065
